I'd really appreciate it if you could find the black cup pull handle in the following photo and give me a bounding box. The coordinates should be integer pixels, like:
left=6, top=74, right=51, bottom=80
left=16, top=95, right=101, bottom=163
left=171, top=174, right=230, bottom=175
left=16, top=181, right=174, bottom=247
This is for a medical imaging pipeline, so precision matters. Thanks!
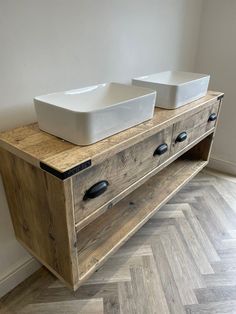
left=208, top=113, right=217, bottom=122
left=175, top=131, right=187, bottom=143
left=83, top=180, right=109, bottom=200
left=153, top=143, right=168, bottom=156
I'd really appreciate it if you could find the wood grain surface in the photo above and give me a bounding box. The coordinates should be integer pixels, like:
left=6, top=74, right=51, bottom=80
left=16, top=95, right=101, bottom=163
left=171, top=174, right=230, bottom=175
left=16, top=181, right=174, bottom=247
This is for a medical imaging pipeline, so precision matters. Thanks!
left=75, top=130, right=215, bottom=231
left=0, top=148, right=78, bottom=288
left=73, top=126, right=172, bottom=224
left=171, top=100, right=220, bottom=155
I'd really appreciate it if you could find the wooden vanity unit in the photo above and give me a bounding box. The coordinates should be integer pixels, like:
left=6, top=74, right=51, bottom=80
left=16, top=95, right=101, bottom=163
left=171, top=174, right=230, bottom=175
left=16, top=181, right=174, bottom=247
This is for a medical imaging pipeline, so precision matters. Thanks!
left=0, top=91, right=224, bottom=290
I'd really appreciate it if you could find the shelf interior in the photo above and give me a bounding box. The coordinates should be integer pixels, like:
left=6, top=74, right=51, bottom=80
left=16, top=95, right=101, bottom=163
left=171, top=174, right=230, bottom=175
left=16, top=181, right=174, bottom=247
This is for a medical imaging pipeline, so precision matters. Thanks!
left=77, top=156, right=207, bottom=279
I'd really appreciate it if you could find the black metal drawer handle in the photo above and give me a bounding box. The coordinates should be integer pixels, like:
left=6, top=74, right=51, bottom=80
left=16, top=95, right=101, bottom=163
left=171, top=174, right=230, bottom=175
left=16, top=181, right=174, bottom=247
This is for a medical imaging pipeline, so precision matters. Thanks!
left=208, top=113, right=217, bottom=122
left=153, top=143, right=168, bottom=156
left=175, top=131, right=187, bottom=143
left=83, top=180, right=109, bottom=200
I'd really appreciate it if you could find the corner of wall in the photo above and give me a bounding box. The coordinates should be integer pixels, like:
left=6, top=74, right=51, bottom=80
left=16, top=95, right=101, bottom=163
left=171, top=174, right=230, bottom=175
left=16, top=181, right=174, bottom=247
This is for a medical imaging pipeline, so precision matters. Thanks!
left=208, top=155, right=236, bottom=176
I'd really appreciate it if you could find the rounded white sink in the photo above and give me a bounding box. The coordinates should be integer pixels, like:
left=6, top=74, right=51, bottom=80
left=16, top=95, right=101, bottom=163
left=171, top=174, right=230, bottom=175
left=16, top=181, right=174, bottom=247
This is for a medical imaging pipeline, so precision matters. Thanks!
left=34, top=83, right=156, bottom=145
left=132, top=71, right=210, bottom=109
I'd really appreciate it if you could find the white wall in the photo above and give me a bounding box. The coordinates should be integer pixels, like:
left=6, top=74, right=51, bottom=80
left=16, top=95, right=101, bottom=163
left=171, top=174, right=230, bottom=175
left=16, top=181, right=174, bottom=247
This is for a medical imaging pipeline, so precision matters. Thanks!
left=195, top=0, right=236, bottom=175
left=0, top=0, right=203, bottom=296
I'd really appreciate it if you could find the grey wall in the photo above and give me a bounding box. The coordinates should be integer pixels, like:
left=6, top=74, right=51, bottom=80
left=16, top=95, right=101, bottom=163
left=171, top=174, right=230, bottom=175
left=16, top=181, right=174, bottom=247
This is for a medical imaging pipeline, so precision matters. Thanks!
left=0, top=0, right=203, bottom=296
left=195, top=0, right=236, bottom=174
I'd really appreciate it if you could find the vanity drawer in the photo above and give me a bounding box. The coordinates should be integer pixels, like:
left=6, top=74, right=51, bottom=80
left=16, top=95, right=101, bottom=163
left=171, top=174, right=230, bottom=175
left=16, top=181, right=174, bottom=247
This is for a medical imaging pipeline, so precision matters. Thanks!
left=171, top=100, right=220, bottom=155
left=72, top=126, right=172, bottom=225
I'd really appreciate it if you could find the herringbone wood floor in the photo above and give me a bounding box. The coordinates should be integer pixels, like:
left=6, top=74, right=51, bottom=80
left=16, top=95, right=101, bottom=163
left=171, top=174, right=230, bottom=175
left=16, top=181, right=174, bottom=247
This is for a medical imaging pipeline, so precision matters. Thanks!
left=1, top=169, right=236, bottom=314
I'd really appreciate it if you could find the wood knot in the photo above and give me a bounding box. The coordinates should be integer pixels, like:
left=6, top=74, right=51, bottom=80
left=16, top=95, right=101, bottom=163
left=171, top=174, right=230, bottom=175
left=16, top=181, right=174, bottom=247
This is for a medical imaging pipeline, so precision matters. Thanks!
left=22, top=223, right=29, bottom=233
left=108, top=202, right=113, bottom=209
left=129, top=201, right=136, bottom=209
left=49, top=232, right=55, bottom=241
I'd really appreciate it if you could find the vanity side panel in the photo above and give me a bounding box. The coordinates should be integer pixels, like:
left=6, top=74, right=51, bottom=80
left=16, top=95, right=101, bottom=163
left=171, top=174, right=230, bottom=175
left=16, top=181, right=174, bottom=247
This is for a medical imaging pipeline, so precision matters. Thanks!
left=0, top=148, right=79, bottom=289
left=205, top=99, right=223, bottom=161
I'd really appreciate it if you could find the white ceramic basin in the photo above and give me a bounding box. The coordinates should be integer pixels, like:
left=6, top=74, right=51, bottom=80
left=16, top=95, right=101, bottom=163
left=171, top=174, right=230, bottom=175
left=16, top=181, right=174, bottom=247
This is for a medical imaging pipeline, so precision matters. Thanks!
left=132, top=71, right=210, bottom=109
left=34, top=83, right=156, bottom=145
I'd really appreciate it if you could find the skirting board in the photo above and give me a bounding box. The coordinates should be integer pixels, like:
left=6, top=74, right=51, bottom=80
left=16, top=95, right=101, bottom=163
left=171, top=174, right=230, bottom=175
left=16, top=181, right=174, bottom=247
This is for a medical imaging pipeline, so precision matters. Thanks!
left=208, top=156, right=236, bottom=176
left=0, top=257, right=41, bottom=298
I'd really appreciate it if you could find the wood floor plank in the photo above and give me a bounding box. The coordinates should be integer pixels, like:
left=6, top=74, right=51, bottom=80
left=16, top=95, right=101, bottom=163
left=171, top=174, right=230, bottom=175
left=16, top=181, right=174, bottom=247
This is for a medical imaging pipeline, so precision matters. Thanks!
left=129, top=265, right=151, bottom=314
left=175, top=216, right=214, bottom=275
left=229, top=230, right=236, bottom=238
left=103, top=293, right=120, bottom=314
left=20, top=299, right=104, bottom=314
left=159, top=226, right=202, bottom=305
left=212, top=260, right=236, bottom=273
left=217, top=249, right=236, bottom=260
left=190, top=198, right=227, bottom=244
left=220, top=239, right=236, bottom=250
left=182, top=204, right=220, bottom=263
left=152, top=239, right=186, bottom=314
left=202, top=189, right=235, bottom=234
left=204, top=272, right=236, bottom=287
left=207, top=185, right=236, bottom=227
left=118, top=282, right=137, bottom=314
left=195, top=286, right=236, bottom=304
left=129, top=255, right=170, bottom=314
left=141, top=255, right=170, bottom=314
left=212, top=177, right=236, bottom=215
left=185, top=300, right=236, bottom=314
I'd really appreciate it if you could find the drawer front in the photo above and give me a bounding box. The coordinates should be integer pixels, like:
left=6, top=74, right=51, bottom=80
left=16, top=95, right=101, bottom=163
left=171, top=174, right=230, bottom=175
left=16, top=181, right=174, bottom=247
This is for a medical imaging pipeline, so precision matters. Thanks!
left=73, top=126, right=172, bottom=224
left=171, top=100, right=220, bottom=155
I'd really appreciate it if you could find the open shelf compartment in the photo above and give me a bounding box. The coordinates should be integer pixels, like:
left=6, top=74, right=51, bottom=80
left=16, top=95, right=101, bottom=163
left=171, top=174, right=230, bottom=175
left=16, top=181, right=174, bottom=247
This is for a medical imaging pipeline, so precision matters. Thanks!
left=76, top=136, right=211, bottom=281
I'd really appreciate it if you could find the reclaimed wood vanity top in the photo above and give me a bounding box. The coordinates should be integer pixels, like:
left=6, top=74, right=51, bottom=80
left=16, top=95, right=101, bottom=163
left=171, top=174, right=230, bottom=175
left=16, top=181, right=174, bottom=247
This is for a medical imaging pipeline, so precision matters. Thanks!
left=0, top=91, right=223, bottom=174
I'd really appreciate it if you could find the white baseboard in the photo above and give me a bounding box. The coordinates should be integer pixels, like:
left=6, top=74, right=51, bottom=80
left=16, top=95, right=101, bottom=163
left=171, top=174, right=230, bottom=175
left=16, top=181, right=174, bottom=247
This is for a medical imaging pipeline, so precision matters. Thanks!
left=0, top=257, right=41, bottom=298
left=208, top=156, right=236, bottom=176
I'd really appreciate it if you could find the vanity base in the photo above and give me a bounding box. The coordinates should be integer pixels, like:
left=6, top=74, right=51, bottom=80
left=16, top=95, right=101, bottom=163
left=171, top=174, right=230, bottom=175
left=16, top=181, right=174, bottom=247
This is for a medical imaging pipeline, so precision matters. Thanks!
left=0, top=91, right=223, bottom=290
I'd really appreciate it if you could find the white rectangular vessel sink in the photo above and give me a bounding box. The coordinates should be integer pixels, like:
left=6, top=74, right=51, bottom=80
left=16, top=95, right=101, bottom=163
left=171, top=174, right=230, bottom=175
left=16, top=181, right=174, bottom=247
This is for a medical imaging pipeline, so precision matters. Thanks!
left=132, top=71, right=210, bottom=109
left=34, top=83, right=156, bottom=145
